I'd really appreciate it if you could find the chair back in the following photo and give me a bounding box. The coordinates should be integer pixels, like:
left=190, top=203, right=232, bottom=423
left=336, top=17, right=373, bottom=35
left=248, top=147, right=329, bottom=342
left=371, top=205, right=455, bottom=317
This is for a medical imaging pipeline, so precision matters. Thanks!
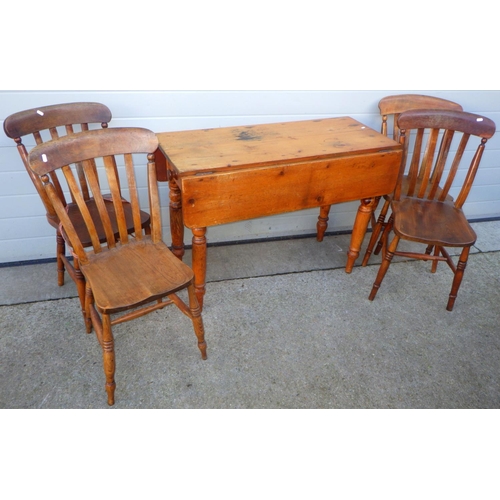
left=28, top=128, right=160, bottom=265
left=379, top=94, right=463, bottom=141
left=3, top=102, right=112, bottom=225
left=394, top=109, right=496, bottom=208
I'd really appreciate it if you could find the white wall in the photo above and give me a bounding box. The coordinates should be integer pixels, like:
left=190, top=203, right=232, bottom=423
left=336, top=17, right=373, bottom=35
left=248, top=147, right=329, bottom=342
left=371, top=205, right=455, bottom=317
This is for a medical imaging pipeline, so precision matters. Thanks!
left=1, top=90, right=499, bottom=264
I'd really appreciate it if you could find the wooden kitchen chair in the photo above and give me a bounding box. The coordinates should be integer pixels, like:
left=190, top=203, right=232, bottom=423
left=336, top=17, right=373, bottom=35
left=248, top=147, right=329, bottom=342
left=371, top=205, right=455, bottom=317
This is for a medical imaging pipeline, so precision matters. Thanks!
left=28, top=127, right=207, bottom=405
left=360, top=94, right=463, bottom=265
left=3, top=102, right=150, bottom=322
left=368, top=109, right=496, bottom=311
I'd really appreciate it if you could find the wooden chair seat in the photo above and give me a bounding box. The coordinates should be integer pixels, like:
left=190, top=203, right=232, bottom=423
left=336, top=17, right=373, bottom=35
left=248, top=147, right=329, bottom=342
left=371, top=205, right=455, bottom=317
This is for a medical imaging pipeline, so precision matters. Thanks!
left=392, top=198, right=476, bottom=247
left=83, top=237, right=194, bottom=314
left=365, top=176, right=454, bottom=264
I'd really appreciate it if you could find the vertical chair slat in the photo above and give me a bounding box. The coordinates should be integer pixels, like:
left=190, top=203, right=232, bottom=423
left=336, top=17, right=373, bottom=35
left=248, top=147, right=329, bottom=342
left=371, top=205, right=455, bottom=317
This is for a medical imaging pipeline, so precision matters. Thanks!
left=82, top=158, right=117, bottom=248
left=405, top=128, right=424, bottom=196
left=124, top=153, right=144, bottom=239
left=44, top=181, right=88, bottom=263
left=35, top=129, right=69, bottom=204
left=33, top=131, right=43, bottom=145
left=428, top=129, right=454, bottom=200
left=439, top=133, right=469, bottom=202
left=416, top=128, right=439, bottom=198
left=88, top=157, right=100, bottom=188
left=48, top=170, right=68, bottom=205
left=75, top=161, right=91, bottom=200
left=61, top=165, right=102, bottom=252
left=49, top=127, right=60, bottom=140
left=104, top=155, right=129, bottom=243
left=78, top=123, right=100, bottom=191
left=392, top=113, right=401, bottom=141
left=63, top=123, right=93, bottom=200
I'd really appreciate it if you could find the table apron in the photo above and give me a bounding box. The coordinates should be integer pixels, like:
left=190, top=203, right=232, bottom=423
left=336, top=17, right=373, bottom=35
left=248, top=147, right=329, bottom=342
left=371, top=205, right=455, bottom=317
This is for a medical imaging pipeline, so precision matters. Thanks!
left=179, top=150, right=401, bottom=228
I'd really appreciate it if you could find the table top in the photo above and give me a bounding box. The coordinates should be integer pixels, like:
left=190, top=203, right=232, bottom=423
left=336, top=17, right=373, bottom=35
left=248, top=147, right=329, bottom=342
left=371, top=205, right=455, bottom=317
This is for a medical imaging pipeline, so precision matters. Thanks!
left=157, top=117, right=401, bottom=176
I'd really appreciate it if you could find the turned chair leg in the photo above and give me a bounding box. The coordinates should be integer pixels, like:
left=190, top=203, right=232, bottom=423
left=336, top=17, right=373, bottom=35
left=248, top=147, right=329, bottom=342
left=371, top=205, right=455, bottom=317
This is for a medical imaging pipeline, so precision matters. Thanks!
left=73, top=257, right=87, bottom=324
left=430, top=246, right=440, bottom=273
left=372, top=197, right=391, bottom=257
left=369, top=234, right=400, bottom=301
left=56, top=230, right=66, bottom=286
left=101, top=313, right=116, bottom=406
left=377, top=213, right=394, bottom=256
left=446, top=246, right=470, bottom=312
left=362, top=196, right=387, bottom=266
left=84, top=283, right=93, bottom=334
left=424, top=244, right=434, bottom=257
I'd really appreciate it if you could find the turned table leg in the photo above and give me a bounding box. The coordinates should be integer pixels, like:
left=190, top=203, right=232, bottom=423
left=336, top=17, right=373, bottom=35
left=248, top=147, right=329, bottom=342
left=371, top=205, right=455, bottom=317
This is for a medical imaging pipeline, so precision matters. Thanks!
left=345, top=198, right=378, bottom=273
left=316, top=205, right=331, bottom=242
left=191, top=227, right=207, bottom=310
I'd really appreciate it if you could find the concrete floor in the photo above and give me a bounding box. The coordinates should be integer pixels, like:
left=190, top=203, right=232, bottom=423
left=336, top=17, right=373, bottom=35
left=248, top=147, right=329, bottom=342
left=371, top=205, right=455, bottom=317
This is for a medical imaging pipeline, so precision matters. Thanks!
left=1, top=221, right=499, bottom=408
